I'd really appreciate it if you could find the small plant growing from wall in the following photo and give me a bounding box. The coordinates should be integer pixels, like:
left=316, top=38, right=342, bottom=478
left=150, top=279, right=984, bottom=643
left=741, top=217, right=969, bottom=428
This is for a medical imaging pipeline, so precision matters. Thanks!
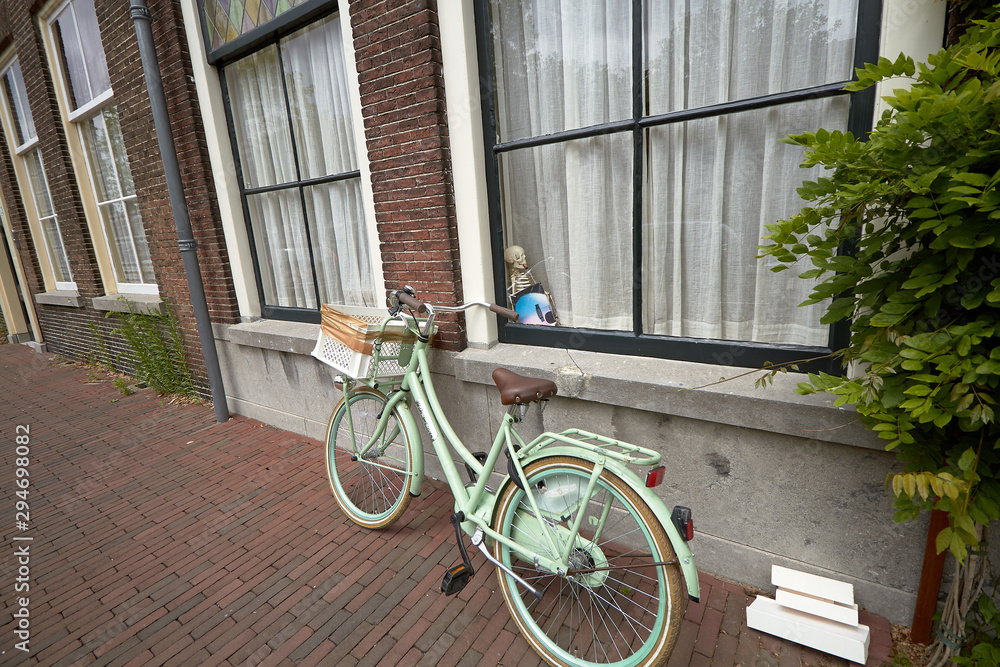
left=107, top=297, right=194, bottom=398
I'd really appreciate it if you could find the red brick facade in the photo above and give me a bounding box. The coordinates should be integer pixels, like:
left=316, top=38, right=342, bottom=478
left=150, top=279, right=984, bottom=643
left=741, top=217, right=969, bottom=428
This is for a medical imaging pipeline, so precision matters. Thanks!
left=0, top=0, right=470, bottom=393
left=349, top=0, right=466, bottom=350
left=0, top=0, right=238, bottom=393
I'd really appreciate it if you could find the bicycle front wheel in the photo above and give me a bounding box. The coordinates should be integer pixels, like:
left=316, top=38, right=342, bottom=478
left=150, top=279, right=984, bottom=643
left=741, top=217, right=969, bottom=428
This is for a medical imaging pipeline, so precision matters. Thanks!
left=493, top=456, right=684, bottom=667
left=326, top=387, right=413, bottom=529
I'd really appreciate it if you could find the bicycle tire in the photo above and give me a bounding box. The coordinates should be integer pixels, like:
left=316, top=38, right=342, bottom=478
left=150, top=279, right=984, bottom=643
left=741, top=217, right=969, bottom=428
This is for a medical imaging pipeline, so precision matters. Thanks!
left=325, top=387, right=413, bottom=529
left=492, top=456, right=684, bottom=667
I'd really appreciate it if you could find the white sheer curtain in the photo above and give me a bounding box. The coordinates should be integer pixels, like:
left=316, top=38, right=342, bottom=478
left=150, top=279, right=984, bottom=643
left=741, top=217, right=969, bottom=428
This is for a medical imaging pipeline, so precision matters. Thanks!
left=491, top=0, right=858, bottom=345
left=228, top=13, right=374, bottom=310
left=283, top=16, right=374, bottom=308
left=492, top=0, right=633, bottom=330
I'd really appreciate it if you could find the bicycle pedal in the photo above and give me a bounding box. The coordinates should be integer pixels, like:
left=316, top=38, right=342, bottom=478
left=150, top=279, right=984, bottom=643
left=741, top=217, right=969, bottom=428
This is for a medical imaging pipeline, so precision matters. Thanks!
left=441, top=563, right=473, bottom=596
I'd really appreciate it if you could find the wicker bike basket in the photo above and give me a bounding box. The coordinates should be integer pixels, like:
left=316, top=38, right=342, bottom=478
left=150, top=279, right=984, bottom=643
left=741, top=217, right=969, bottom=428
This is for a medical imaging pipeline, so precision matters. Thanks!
left=311, top=305, right=419, bottom=380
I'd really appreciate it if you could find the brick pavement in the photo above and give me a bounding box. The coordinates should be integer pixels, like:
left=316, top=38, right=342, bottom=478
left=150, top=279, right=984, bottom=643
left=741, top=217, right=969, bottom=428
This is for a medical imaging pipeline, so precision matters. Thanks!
left=0, top=344, right=893, bottom=666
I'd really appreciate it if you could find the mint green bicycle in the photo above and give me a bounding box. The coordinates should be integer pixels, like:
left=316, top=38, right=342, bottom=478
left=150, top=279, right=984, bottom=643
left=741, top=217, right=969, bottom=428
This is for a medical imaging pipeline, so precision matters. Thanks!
left=321, top=288, right=700, bottom=667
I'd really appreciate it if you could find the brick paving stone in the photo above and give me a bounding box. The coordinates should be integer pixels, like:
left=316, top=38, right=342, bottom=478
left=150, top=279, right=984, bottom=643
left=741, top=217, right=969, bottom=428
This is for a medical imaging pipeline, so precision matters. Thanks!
left=0, top=345, right=899, bottom=667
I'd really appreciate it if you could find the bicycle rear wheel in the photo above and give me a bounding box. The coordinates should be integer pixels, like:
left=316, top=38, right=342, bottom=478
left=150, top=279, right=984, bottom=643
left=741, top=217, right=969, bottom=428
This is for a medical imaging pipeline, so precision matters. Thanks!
left=492, top=456, right=684, bottom=667
left=326, top=388, right=413, bottom=529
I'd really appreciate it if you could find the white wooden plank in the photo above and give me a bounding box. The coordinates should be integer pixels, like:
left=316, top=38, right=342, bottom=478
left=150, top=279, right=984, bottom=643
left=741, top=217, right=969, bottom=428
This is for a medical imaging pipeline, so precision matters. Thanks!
left=771, top=564, right=855, bottom=606
left=747, top=596, right=870, bottom=664
left=775, top=588, right=859, bottom=627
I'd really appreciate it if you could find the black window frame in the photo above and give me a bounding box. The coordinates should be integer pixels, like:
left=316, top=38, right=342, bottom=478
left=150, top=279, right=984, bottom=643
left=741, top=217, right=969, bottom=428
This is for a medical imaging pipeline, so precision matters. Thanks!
left=205, top=0, right=368, bottom=324
left=473, top=0, right=883, bottom=372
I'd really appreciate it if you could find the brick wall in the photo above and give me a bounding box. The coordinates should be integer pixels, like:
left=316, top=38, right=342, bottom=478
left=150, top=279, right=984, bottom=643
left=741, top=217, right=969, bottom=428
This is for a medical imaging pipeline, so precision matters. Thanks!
left=98, top=0, right=239, bottom=382
left=0, top=0, right=238, bottom=397
left=349, top=0, right=466, bottom=350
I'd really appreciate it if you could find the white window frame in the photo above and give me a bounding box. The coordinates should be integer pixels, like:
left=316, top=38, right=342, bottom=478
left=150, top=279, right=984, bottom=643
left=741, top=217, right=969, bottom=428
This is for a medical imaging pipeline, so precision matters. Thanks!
left=43, top=0, right=158, bottom=296
left=0, top=57, right=76, bottom=292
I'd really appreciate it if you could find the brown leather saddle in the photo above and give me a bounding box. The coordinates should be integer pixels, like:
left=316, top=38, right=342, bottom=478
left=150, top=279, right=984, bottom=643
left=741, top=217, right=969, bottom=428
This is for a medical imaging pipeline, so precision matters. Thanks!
left=491, top=368, right=557, bottom=405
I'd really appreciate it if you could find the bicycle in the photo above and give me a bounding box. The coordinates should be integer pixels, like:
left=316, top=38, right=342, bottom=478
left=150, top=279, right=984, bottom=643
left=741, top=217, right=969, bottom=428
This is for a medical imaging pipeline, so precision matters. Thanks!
left=314, top=287, right=701, bottom=667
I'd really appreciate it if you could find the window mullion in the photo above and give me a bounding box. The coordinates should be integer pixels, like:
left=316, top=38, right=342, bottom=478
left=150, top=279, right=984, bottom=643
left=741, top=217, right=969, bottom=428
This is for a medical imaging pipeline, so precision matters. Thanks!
left=631, top=0, right=643, bottom=338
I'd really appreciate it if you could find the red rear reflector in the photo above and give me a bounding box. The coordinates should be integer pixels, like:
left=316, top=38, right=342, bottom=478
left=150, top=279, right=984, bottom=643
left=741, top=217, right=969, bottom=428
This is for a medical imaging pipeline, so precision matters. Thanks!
left=646, top=466, right=665, bottom=488
left=685, top=520, right=695, bottom=541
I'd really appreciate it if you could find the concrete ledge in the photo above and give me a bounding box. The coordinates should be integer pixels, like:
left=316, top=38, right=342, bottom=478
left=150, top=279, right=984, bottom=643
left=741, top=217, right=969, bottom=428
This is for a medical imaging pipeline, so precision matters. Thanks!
left=217, top=320, right=320, bottom=356
left=34, top=290, right=84, bottom=308
left=454, top=344, right=879, bottom=449
left=92, top=293, right=166, bottom=316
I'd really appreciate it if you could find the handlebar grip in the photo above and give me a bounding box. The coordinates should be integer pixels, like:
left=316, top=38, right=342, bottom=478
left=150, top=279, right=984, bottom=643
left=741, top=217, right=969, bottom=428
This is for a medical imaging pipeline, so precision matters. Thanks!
left=490, top=304, right=519, bottom=322
left=395, top=291, right=427, bottom=314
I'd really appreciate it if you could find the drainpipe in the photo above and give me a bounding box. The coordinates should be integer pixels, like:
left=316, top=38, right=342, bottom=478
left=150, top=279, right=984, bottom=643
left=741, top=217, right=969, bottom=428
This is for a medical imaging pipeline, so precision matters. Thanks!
left=130, top=0, right=229, bottom=423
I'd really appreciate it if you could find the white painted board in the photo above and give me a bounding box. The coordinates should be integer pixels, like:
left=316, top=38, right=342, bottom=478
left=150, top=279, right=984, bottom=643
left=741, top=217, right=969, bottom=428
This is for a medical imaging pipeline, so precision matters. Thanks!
left=775, top=588, right=859, bottom=627
left=747, top=596, right=870, bottom=664
left=771, top=564, right=855, bottom=606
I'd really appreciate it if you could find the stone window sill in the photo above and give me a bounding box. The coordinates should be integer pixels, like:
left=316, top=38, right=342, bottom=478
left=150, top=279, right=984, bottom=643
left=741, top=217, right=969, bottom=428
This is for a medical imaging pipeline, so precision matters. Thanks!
left=212, top=319, right=877, bottom=451
left=214, top=319, right=320, bottom=356
left=34, top=290, right=84, bottom=308
left=453, top=344, right=879, bottom=450
left=92, top=293, right=165, bottom=316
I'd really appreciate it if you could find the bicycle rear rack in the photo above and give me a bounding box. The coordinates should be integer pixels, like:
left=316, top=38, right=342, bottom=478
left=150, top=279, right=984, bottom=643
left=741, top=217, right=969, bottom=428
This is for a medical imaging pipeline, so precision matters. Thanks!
left=520, top=428, right=661, bottom=467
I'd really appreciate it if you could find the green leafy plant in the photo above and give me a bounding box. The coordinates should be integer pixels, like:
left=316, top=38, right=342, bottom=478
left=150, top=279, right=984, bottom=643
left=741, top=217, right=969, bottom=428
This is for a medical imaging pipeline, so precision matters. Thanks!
left=759, top=15, right=1000, bottom=565
left=107, top=297, right=193, bottom=397
left=758, top=11, right=1000, bottom=663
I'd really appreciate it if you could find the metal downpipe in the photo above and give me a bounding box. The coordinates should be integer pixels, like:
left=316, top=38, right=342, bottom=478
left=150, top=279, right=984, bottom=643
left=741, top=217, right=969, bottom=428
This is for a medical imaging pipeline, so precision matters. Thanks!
left=130, top=0, right=229, bottom=422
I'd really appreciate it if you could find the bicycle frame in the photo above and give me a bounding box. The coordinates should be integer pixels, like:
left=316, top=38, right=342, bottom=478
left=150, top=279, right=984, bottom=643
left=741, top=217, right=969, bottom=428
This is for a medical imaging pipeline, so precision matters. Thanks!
left=342, top=310, right=700, bottom=601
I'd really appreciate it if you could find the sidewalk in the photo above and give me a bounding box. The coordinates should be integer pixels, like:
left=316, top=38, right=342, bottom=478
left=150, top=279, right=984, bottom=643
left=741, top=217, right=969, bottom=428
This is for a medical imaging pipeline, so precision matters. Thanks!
left=0, top=343, right=893, bottom=666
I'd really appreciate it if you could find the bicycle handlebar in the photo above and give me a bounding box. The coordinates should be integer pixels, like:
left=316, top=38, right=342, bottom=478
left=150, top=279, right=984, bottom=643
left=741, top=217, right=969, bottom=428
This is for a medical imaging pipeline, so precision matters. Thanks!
left=390, top=289, right=519, bottom=325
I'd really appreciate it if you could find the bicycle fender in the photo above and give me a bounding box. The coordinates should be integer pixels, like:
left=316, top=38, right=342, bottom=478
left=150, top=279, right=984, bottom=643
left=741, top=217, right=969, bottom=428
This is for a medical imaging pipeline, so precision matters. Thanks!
left=391, top=401, right=425, bottom=497
left=516, top=447, right=701, bottom=602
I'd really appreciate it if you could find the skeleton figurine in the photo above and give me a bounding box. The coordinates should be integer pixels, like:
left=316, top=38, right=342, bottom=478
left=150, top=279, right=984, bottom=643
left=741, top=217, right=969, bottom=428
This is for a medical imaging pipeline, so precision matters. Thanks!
left=504, top=245, right=535, bottom=296
left=504, top=245, right=559, bottom=325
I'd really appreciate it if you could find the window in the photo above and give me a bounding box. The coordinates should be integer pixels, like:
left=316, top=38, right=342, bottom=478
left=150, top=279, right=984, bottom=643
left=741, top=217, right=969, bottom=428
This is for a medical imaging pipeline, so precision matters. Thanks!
left=1, top=59, right=74, bottom=290
left=477, top=0, right=879, bottom=368
left=49, top=0, right=156, bottom=293
left=222, top=10, right=375, bottom=321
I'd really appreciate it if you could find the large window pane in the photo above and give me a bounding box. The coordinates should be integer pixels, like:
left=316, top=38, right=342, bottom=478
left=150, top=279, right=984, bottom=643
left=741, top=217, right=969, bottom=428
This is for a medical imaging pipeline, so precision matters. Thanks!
left=23, top=151, right=55, bottom=219
left=2, top=59, right=73, bottom=286
left=282, top=14, right=358, bottom=180
left=646, top=0, right=858, bottom=115
left=80, top=112, right=121, bottom=201
left=99, top=201, right=139, bottom=283
left=481, top=0, right=871, bottom=361
left=498, top=134, right=633, bottom=331
left=303, top=179, right=372, bottom=307
left=643, top=97, right=849, bottom=346
left=79, top=107, right=154, bottom=287
left=227, top=45, right=296, bottom=189
left=125, top=199, right=154, bottom=283
left=225, top=12, right=375, bottom=314
left=247, top=190, right=316, bottom=309
left=489, top=0, right=632, bottom=143
left=4, top=62, right=35, bottom=145
left=25, top=148, right=72, bottom=284
left=53, top=0, right=111, bottom=111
